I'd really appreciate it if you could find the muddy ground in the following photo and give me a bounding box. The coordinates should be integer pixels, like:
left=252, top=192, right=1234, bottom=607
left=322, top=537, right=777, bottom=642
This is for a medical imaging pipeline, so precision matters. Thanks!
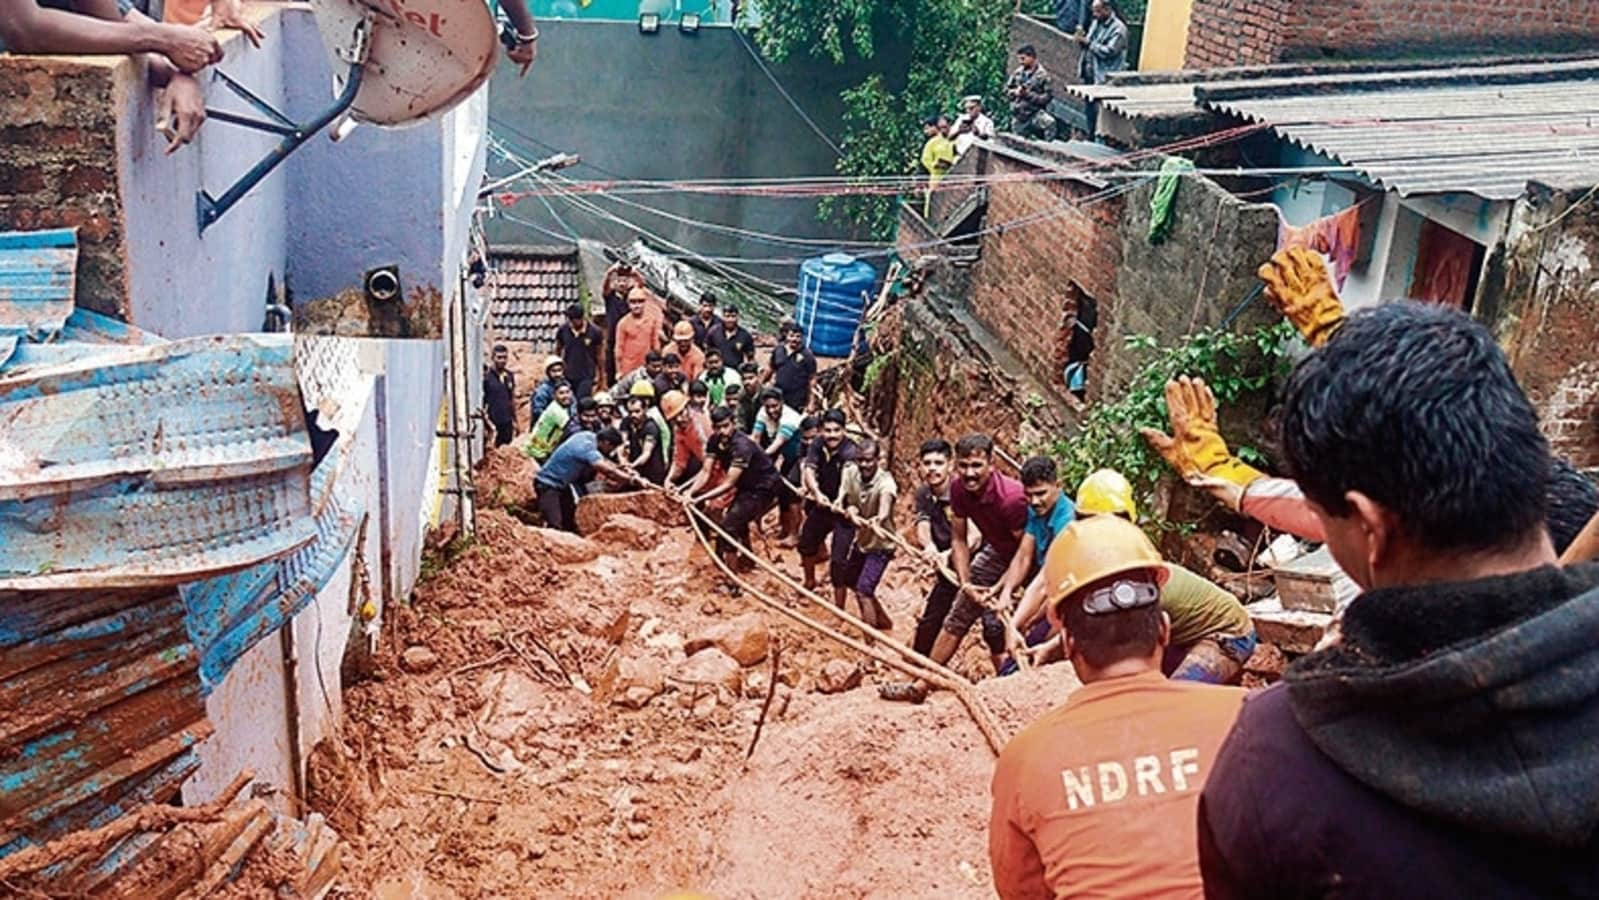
left=310, top=451, right=1073, bottom=898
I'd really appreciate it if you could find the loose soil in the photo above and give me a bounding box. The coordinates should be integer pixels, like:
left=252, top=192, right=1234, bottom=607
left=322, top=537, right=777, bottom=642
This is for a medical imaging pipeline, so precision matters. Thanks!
left=312, top=456, right=1074, bottom=898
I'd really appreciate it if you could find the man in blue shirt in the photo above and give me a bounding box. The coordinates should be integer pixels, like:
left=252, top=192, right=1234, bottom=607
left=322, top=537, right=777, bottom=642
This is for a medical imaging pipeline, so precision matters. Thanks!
left=996, top=456, right=1076, bottom=655
left=534, top=427, right=629, bottom=532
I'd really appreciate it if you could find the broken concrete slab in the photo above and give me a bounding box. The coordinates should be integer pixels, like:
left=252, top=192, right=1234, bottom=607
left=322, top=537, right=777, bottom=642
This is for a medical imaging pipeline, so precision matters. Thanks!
left=1248, top=596, right=1333, bottom=655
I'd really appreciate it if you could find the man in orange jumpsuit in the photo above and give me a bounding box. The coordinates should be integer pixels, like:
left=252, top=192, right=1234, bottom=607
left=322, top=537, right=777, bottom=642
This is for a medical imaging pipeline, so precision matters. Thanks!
left=614, top=286, right=665, bottom=377
left=988, top=515, right=1246, bottom=899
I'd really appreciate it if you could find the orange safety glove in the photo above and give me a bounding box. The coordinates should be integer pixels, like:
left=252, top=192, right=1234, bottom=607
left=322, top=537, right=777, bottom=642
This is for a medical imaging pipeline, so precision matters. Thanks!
left=1140, top=376, right=1264, bottom=490
left=1257, top=247, right=1346, bottom=347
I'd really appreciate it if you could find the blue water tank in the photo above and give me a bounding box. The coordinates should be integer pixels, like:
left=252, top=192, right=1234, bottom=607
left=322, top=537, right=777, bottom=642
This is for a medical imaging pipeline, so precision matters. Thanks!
left=796, top=253, right=876, bottom=358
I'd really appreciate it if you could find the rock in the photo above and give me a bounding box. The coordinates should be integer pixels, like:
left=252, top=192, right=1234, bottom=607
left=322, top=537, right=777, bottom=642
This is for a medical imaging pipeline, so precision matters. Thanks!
left=743, top=670, right=769, bottom=699
left=476, top=444, right=537, bottom=511
left=591, top=513, right=662, bottom=551
left=684, top=613, right=771, bottom=667
left=475, top=670, right=549, bottom=743
left=674, top=647, right=743, bottom=695
left=691, top=691, right=719, bottom=719
left=601, top=608, right=632, bottom=645
left=596, top=654, right=666, bottom=710
left=816, top=660, right=862, bottom=695
left=626, top=821, right=651, bottom=840
left=675, top=744, right=702, bottom=763
left=575, top=490, right=684, bottom=535
left=526, top=527, right=600, bottom=565
left=400, top=645, right=439, bottom=674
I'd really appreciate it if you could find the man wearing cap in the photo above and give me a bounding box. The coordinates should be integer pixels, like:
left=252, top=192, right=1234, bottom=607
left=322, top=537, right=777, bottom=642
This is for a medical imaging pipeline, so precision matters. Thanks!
left=989, top=515, right=1247, bottom=899
left=665, top=320, right=707, bottom=382
left=690, top=292, right=719, bottom=349
left=556, top=302, right=603, bottom=399
left=530, top=356, right=568, bottom=422
left=593, top=391, right=621, bottom=432
left=616, top=286, right=666, bottom=377
left=950, top=95, right=996, bottom=156
left=701, top=348, right=742, bottom=407
left=708, top=304, right=757, bottom=370
left=661, top=390, right=706, bottom=487
left=691, top=405, right=784, bottom=582
left=483, top=343, right=517, bottom=447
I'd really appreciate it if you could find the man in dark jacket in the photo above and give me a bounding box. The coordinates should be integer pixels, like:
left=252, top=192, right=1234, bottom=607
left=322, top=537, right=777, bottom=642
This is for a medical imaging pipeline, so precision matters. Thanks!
left=1197, top=302, right=1599, bottom=899
left=483, top=344, right=517, bottom=447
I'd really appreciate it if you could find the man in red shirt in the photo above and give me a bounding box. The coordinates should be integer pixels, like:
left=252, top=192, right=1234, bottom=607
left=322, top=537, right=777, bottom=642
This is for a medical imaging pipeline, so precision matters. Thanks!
left=989, top=515, right=1246, bottom=899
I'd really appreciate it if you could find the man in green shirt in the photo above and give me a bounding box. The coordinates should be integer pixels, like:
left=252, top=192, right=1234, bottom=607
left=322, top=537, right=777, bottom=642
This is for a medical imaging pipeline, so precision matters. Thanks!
left=528, top=380, right=574, bottom=463
left=701, top=347, right=743, bottom=407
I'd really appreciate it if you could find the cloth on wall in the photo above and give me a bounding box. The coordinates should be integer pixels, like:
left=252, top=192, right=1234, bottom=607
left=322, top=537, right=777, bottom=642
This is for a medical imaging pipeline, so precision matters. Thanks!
left=1277, top=202, right=1364, bottom=288
left=1409, top=219, right=1477, bottom=307
left=1148, top=157, right=1195, bottom=244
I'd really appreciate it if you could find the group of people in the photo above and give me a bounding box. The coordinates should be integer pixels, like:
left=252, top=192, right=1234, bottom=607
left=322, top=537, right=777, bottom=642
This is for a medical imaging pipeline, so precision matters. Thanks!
left=1004, top=0, right=1128, bottom=142
left=987, top=246, right=1599, bottom=898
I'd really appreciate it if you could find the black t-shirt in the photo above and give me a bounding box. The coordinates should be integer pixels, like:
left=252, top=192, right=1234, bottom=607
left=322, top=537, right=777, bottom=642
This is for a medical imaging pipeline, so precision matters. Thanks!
left=710, top=430, right=781, bottom=495
left=556, top=322, right=603, bottom=386
left=483, top=368, right=516, bottom=424
left=913, top=483, right=954, bottom=551
left=690, top=314, right=718, bottom=350
left=709, top=324, right=756, bottom=368
left=623, top=417, right=667, bottom=482
left=773, top=346, right=817, bottom=411
left=803, top=436, right=858, bottom=500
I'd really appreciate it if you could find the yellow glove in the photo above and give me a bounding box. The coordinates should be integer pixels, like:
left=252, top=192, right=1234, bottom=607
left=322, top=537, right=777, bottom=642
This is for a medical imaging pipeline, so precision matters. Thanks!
left=1139, top=377, right=1264, bottom=490
left=1257, top=247, right=1346, bottom=347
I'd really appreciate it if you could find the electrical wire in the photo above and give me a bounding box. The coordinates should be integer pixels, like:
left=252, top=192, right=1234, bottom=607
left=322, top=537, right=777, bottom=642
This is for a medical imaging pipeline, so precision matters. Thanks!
left=732, top=28, right=844, bottom=158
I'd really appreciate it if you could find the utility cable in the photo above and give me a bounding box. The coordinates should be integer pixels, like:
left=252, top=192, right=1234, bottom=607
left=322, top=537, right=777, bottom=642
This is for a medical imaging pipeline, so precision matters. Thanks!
left=733, top=28, right=845, bottom=159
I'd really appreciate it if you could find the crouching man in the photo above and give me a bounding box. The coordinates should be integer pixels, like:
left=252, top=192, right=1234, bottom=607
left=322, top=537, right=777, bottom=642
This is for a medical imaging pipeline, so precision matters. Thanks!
left=990, top=515, right=1245, bottom=899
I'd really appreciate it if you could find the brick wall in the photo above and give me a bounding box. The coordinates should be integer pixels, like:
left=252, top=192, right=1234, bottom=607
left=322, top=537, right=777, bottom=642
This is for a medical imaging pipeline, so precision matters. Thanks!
left=1187, top=0, right=1599, bottom=68
left=966, top=151, right=1123, bottom=396
left=0, top=57, right=131, bottom=318
left=1493, top=187, right=1599, bottom=470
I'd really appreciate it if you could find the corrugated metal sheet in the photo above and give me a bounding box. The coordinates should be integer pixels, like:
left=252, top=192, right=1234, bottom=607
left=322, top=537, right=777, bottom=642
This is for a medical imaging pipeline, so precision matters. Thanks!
left=488, top=245, right=581, bottom=344
left=180, top=450, right=364, bottom=693
left=0, top=586, right=211, bottom=859
left=0, top=228, right=75, bottom=343
left=0, top=334, right=318, bottom=589
left=1198, top=60, right=1599, bottom=199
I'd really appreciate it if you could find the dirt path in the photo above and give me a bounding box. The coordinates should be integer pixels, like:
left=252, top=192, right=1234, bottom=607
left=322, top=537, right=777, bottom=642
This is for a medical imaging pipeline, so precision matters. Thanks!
left=313, top=467, right=1077, bottom=898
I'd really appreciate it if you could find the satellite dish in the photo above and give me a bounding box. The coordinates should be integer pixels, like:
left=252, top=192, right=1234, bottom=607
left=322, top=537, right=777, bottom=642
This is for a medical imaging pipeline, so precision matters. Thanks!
left=310, top=0, right=498, bottom=128
left=196, top=0, right=497, bottom=231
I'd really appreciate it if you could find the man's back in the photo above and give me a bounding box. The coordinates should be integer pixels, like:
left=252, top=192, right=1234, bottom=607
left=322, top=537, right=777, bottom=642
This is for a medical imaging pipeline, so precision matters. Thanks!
left=990, top=673, right=1245, bottom=899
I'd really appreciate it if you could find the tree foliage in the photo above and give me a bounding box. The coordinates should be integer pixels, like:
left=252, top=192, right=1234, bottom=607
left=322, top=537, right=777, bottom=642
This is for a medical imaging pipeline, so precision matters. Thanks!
left=749, top=0, right=1013, bottom=237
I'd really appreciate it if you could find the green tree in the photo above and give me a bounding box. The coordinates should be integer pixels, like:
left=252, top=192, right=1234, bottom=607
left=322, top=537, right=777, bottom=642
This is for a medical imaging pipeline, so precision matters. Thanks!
left=749, top=0, right=1012, bottom=238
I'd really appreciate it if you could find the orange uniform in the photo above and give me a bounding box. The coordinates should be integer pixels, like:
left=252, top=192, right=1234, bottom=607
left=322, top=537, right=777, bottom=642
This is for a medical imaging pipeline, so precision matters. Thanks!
left=664, top=340, right=707, bottom=382
left=989, top=672, right=1245, bottom=900
left=614, top=304, right=664, bottom=375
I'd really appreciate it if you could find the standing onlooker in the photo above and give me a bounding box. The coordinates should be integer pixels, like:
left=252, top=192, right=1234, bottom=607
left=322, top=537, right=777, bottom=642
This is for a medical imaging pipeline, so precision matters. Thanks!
left=708, top=304, right=757, bottom=370
left=951, top=95, right=996, bottom=156
left=701, top=348, right=743, bottom=407
left=483, top=343, right=517, bottom=447
left=1198, top=303, right=1599, bottom=898
left=652, top=353, right=687, bottom=398
left=736, top=362, right=763, bottom=430
left=530, top=356, right=567, bottom=422
left=1075, top=0, right=1127, bottom=86
left=799, top=409, right=859, bottom=607
left=920, top=114, right=957, bottom=216
left=767, top=327, right=817, bottom=413
left=690, top=292, right=719, bottom=349
left=615, top=287, right=665, bottom=377
left=1053, top=0, right=1088, bottom=35
left=556, top=303, right=603, bottom=399
left=665, top=320, right=706, bottom=382
left=1006, top=45, right=1057, bottom=141
left=840, top=439, right=898, bottom=630
left=601, top=262, right=646, bottom=385
left=535, top=428, right=630, bottom=532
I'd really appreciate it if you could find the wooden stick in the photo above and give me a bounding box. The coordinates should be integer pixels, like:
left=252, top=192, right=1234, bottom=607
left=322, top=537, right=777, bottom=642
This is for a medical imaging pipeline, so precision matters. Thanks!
left=416, top=786, right=504, bottom=805
left=746, top=638, right=783, bottom=760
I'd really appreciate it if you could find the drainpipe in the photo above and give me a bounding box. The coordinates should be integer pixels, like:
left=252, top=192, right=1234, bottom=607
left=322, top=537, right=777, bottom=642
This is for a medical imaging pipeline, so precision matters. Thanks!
left=445, top=261, right=477, bottom=536
left=279, top=623, right=306, bottom=816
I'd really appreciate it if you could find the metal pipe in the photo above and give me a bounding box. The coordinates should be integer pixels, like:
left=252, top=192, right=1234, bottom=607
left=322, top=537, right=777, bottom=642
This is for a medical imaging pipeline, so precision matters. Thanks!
left=278, top=623, right=307, bottom=816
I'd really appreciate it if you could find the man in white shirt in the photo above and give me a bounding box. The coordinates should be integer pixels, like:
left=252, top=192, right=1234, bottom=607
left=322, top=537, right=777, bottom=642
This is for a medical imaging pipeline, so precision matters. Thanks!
left=951, top=95, right=996, bottom=155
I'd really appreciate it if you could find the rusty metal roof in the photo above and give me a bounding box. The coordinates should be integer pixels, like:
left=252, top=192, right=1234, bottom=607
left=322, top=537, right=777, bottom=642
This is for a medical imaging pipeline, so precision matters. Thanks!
left=1196, top=59, right=1599, bottom=199
left=488, top=244, right=581, bottom=344
left=0, top=228, right=75, bottom=345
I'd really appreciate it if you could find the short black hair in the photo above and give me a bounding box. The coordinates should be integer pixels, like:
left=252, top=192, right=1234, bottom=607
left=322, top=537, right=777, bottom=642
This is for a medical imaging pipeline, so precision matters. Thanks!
left=705, top=347, right=724, bottom=361
left=821, top=408, right=847, bottom=427
left=724, top=304, right=740, bottom=316
left=662, top=352, right=681, bottom=366
left=857, top=439, right=880, bottom=458
left=1547, top=457, right=1599, bottom=554
left=1060, top=573, right=1164, bottom=669
left=491, top=343, right=507, bottom=353
left=551, top=378, right=571, bottom=391
left=920, top=438, right=952, bottom=459
left=576, top=397, right=599, bottom=413
left=700, top=292, right=717, bottom=307
left=1018, top=44, right=1037, bottom=56
left=566, top=303, right=584, bottom=320
left=923, top=114, right=940, bottom=127
left=1281, top=303, right=1550, bottom=554
left=1020, top=455, right=1058, bottom=487
left=955, top=433, right=994, bottom=458
left=759, top=386, right=783, bottom=404
left=597, top=427, right=623, bottom=448
left=740, top=362, right=761, bottom=375
left=689, top=379, right=709, bottom=398
left=709, top=405, right=734, bottom=424
left=645, top=350, right=664, bottom=364
left=799, top=416, right=821, bottom=432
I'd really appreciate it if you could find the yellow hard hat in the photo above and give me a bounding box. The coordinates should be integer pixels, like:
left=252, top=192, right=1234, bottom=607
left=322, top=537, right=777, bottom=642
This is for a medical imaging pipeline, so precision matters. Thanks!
left=1075, top=468, right=1137, bottom=520
left=660, top=389, right=689, bottom=420
left=1043, top=515, right=1167, bottom=610
left=544, top=354, right=564, bottom=374
left=629, top=380, right=657, bottom=399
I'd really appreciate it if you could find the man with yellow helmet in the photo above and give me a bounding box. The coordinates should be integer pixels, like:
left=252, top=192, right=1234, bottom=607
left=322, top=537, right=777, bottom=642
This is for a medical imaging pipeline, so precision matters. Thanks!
left=989, top=515, right=1246, bottom=900
left=1008, top=468, right=1258, bottom=685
